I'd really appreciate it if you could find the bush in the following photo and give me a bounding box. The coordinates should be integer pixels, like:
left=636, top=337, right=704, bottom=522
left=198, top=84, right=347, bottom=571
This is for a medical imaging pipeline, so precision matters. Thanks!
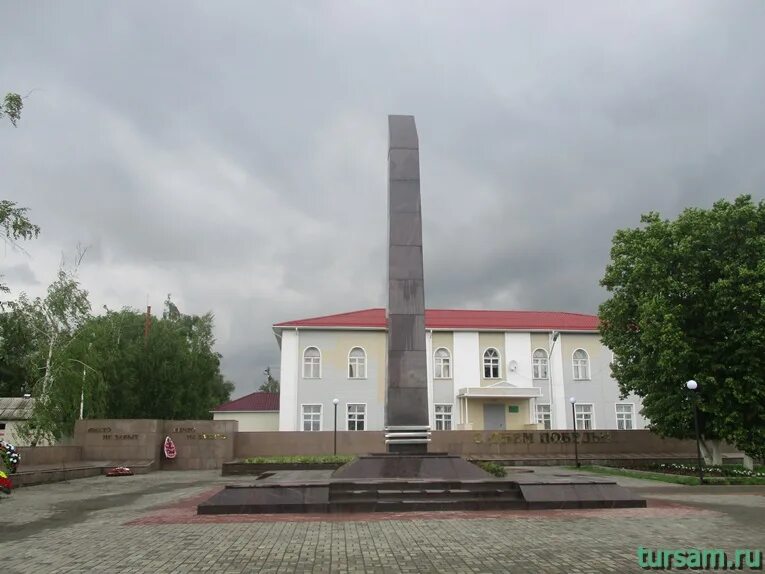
left=242, top=455, right=354, bottom=465
left=475, top=461, right=506, bottom=477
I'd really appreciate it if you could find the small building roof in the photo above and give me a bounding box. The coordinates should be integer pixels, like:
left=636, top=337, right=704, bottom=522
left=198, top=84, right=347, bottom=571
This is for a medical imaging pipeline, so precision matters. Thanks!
left=212, top=392, right=279, bottom=413
left=273, top=308, right=599, bottom=332
left=0, top=397, right=35, bottom=420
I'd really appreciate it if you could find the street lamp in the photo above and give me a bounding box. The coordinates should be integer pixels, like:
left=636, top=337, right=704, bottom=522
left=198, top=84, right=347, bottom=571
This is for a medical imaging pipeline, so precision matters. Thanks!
left=569, top=396, right=580, bottom=468
left=332, top=398, right=339, bottom=455
left=686, top=380, right=704, bottom=484
left=548, top=332, right=559, bottom=428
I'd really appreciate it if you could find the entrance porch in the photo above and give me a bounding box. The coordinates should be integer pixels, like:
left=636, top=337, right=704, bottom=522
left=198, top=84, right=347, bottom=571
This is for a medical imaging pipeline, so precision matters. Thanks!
left=456, top=382, right=542, bottom=431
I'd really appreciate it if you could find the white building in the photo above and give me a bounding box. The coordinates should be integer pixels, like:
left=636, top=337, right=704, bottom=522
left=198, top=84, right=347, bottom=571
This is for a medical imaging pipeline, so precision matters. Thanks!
left=274, top=308, right=646, bottom=433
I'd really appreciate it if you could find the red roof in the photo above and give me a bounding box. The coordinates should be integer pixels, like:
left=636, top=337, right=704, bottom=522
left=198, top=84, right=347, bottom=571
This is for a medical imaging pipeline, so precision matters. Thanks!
left=213, top=391, right=279, bottom=412
left=274, top=308, right=598, bottom=331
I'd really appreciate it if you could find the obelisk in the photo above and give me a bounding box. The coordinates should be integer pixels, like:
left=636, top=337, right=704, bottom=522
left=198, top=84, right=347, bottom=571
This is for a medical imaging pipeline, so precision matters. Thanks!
left=385, top=115, right=430, bottom=453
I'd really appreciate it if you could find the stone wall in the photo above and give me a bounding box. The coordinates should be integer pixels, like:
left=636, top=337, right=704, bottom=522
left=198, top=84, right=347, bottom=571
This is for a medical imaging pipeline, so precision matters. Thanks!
left=17, top=445, right=83, bottom=466
left=234, top=431, right=385, bottom=457
left=430, top=430, right=700, bottom=456
left=72, top=419, right=237, bottom=470
left=235, top=429, right=703, bottom=458
left=160, top=420, right=237, bottom=470
left=17, top=423, right=718, bottom=469
left=75, top=419, right=163, bottom=463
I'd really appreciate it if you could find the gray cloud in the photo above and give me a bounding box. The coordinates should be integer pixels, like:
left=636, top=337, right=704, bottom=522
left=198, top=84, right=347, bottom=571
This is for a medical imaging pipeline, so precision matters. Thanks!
left=2, top=1, right=765, bottom=394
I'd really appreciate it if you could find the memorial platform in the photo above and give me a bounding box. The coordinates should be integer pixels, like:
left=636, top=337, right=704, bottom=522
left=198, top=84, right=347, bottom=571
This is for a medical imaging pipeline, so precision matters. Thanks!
left=197, top=457, right=646, bottom=514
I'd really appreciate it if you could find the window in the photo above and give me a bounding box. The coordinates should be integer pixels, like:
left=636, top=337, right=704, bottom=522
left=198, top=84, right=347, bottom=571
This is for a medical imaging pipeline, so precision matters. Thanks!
left=575, top=404, right=594, bottom=430
left=532, top=348, right=549, bottom=379
left=433, top=404, right=453, bottom=430
left=483, top=348, right=500, bottom=378
left=301, top=404, right=322, bottom=431
left=348, top=347, right=367, bottom=379
left=535, top=404, right=551, bottom=430
left=616, top=404, right=635, bottom=430
left=303, top=347, right=321, bottom=378
left=572, top=349, right=590, bottom=380
left=434, top=348, right=451, bottom=379
left=346, top=404, right=366, bottom=431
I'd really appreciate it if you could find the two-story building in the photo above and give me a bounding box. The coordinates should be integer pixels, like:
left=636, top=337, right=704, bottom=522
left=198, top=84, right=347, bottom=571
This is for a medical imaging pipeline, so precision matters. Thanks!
left=274, top=308, right=646, bottom=433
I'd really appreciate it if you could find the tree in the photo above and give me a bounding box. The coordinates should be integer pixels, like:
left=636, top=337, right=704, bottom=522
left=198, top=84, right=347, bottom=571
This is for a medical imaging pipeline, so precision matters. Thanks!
left=0, top=305, right=37, bottom=396
left=599, top=195, right=765, bottom=463
left=1, top=93, right=22, bottom=127
left=12, top=264, right=92, bottom=444
left=259, top=367, right=279, bottom=393
left=2, top=92, right=40, bottom=296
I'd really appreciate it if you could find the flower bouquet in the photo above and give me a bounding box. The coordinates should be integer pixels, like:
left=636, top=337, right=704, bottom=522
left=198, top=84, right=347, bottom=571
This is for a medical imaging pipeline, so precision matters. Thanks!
left=0, top=440, right=20, bottom=474
left=105, top=466, right=134, bottom=477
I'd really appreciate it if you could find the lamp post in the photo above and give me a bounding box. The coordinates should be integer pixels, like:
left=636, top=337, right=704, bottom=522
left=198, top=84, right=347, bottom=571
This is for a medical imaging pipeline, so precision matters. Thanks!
left=548, top=331, right=559, bottom=428
left=569, top=396, right=580, bottom=468
left=332, top=398, right=339, bottom=455
left=686, top=380, right=704, bottom=484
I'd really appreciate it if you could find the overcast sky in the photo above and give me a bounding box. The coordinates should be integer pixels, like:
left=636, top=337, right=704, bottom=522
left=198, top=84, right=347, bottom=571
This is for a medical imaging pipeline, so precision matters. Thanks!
left=2, top=1, right=764, bottom=395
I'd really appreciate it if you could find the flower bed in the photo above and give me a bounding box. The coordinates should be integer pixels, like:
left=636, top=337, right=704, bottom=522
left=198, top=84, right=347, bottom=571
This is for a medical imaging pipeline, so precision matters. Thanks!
left=625, top=462, right=765, bottom=479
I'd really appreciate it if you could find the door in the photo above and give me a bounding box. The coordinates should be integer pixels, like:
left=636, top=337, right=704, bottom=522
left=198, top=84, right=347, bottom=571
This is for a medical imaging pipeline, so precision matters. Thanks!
left=483, top=403, right=505, bottom=430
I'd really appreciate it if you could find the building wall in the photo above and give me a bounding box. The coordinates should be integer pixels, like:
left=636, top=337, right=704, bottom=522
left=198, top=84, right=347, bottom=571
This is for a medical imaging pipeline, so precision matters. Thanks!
left=431, top=331, right=455, bottom=410
left=213, top=412, right=279, bottom=432
left=283, top=327, right=645, bottom=432
left=294, top=330, right=386, bottom=431
left=559, top=333, right=645, bottom=430
left=0, top=420, right=29, bottom=446
left=478, top=332, right=505, bottom=385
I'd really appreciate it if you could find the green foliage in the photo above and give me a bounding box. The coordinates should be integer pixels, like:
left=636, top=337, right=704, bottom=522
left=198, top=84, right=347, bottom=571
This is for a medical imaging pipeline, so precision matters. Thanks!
left=243, top=455, right=354, bottom=464
left=259, top=366, right=279, bottom=393
left=599, top=195, right=765, bottom=460
left=1, top=93, right=22, bottom=127
left=0, top=201, right=42, bottom=296
left=0, top=281, right=233, bottom=441
left=473, top=461, right=506, bottom=477
left=0, top=305, right=36, bottom=396
left=66, top=300, right=234, bottom=422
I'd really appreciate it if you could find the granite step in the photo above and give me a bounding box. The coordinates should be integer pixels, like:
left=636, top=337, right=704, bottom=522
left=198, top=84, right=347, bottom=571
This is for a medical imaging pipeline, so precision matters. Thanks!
left=345, top=498, right=528, bottom=512
left=337, top=488, right=522, bottom=501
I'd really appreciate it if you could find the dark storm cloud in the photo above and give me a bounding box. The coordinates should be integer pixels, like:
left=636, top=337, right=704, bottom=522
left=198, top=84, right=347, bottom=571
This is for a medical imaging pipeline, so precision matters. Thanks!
left=2, top=1, right=765, bottom=394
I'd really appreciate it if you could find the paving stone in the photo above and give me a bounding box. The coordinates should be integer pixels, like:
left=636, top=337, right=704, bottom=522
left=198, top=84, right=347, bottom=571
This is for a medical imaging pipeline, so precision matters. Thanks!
left=0, top=469, right=763, bottom=573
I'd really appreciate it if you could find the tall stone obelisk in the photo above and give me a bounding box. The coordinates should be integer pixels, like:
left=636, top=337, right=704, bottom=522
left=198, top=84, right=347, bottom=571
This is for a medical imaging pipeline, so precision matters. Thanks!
left=385, top=115, right=430, bottom=453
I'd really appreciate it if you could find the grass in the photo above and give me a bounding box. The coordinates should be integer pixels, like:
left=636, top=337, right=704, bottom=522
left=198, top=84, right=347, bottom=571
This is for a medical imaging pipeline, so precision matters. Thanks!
left=474, top=461, right=507, bottom=477
left=241, top=455, right=355, bottom=465
left=570, top=465, right=765, bottom=486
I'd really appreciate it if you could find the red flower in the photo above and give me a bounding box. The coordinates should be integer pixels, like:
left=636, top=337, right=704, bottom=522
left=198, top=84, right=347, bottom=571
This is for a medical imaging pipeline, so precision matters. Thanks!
left=0, top=471, right=12, bottom=494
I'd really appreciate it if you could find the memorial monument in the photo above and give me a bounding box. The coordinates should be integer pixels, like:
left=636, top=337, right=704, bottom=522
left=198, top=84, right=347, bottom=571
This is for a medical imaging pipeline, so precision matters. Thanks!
left=197, top=115, right=647, bottom=513
left=385, top=115, right=430, bottom=453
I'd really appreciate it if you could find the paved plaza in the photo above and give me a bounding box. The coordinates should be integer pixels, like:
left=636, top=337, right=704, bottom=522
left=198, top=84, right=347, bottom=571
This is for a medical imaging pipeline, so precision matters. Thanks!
left=1, top=468, right=763, bottom=573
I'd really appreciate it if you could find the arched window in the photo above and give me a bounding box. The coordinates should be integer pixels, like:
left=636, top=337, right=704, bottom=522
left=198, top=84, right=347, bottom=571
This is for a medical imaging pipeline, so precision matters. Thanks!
left=572, top=349, right=590, bottom=380
left=434, top=348, right=451, bottom=379
left=348, top=347, right=367, bottom=379
left=483, top=348, right=500, bottom=379
left=532, top=348, right=549, bottom=379
left=303, top=347, right=321, bottom=378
